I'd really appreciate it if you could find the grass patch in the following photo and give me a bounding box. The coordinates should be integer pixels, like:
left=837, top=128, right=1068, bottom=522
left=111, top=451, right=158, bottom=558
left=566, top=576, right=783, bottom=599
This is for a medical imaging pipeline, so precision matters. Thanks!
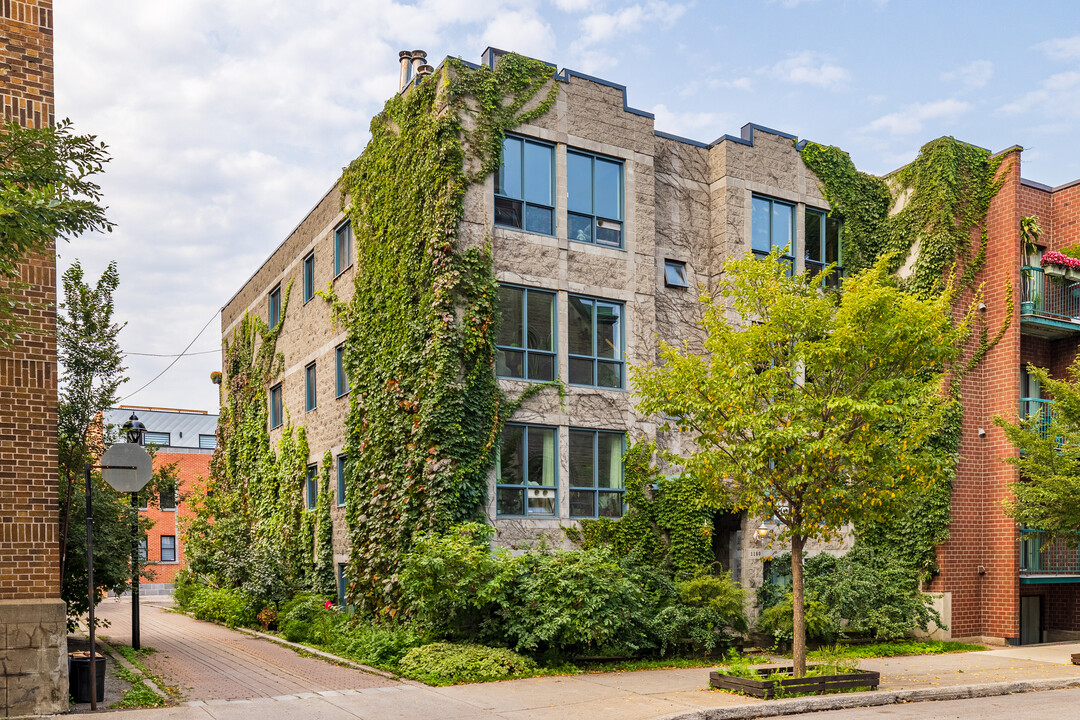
left=111, top=644, right=183, bottom=701
left=806, top=640, right=985, bottom=660
left=111, top=666, right=166, bottom=709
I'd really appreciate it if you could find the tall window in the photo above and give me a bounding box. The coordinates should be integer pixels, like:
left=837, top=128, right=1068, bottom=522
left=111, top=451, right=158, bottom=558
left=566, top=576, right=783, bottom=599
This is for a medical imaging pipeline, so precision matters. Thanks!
left=305, top=362, right=317, bottom=412
left=337, top=563, right=348, bottom=606
left=334, top=220, right=352, bottom=276
left=269, top=383, right=283, bottom=429
left=138, top=537, right=148, bottom=561
left=496, top=286, right=555, bottom=381
left=804, top=208, right=843, bottom=287
left=568, top=295, right=623, bottom=388
left=335, top=344, right=350, bottom=397
left=303, top=251, right=315, bottom=302
left=160, top=535, right=177, bottom=563
left=569, top=429, right=625, bottom=518
left=567, top=150, right=623, bottom=248
left=269, top=284, right=281, bottom=328
left=159, top=487, right=176, bottom=511
left=337, top=454, right=346, bottom=507
left=496, top=424, right=557, bottom=517
left=495, top=136, right=555, bottom=235
left=306, top=464, right=318, bottom=510
left=751, top=195, right=795, bottom=273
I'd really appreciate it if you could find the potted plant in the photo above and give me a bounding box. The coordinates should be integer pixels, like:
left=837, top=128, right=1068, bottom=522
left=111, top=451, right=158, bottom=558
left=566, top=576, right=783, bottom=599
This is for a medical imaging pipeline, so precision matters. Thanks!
left=1041, top=251, right=1077, bottom=279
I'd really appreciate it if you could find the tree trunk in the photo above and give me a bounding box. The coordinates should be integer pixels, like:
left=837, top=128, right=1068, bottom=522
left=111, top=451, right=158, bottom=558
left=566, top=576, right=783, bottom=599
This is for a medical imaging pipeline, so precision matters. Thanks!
left=791, top=534, right=807, bottom=677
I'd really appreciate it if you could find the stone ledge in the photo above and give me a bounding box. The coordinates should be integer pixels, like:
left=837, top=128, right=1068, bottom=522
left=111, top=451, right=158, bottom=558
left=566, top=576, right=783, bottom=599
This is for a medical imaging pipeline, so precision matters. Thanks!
left=0, top=598, right=66, bottom=627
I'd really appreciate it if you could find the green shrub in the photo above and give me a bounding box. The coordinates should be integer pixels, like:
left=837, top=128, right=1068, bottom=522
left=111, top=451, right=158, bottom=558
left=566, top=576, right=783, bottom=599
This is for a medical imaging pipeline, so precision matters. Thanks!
left=397, top=643, right=537, bottom=685
left=184, top=585, right=258, bottom=628
left=172, top=569, right=197, bottom=609
left=651, top=572, right=748, bottom=655
left=279, top=593, right=339, bottom=644
left=333, top=621, right=427, bottom=669
left=756, top=593, right=837, bottom=643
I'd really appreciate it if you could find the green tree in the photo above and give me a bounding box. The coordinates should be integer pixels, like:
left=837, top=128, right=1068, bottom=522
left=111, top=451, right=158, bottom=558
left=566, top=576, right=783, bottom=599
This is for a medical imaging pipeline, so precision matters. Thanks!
left=1, top=120, right=113, bottom=345
left=633, top=252, right=961, bottom=675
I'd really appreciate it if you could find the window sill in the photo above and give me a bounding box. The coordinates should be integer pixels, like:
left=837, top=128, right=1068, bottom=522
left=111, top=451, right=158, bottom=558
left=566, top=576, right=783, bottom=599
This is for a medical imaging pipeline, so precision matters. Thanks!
left=497, top=375, right=560, bottom=384
left=569, top=238, right=625, bottom=252
left=567, top=382, right=625, bottom=392
left=493, top=222, right=556, bottom=240
left=336, top=391, right=350, bottom=399
left=333, top=265, right=353, bottom=281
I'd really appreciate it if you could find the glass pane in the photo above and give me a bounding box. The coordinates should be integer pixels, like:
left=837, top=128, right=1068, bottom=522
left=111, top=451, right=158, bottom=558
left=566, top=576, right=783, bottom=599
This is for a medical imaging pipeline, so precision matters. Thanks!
left=595, top=303, right=621, bottom=360
left=665, top=261, right=688, bottom=287
left=805, top=210, right=822, bottom=263
left=526, top=291, right=553, bottom=351
left=595, top=219, right=621, bottom=247
left=570, top=490, right=595, bottom=517
left=569, top=357, right=593, bottom=385
left=498, top=426, right=524, bottom=484
left=597, top=361, right=621, bottom=388
left=527, top=427, right=556, bottom=487
left=527, top=353, right=555, bottom=381
left=304, top=256, right=314, bottom=300
left=497, top=349, right=524, bottom=378
left=523, top=141, right=552, bottom=205
left=525, top=205, right=553, bottom=235
left=497, top=137, right=522, bottom=199
left=594, top=158, right=622, bottom=220
left=752, top=197, right=771, bottom=253
left=497, top=487, right=525, bottom=516
left=598, top=492, right=623, bottom=518
left=568, top=296, right=593, bottom=355
left=568, top=212, right=593, bottom=244
left=494, top=197, right=522, bottom=229
left=567, top=152, right=592, bottom=214
left=772, top=201, right=793, bottom=256
left=160, top=489, right=176, bottom=510
left=527, top=488, right=556, bottom=516
left=597, top=433, right=624, bottom=489
left=569, top=430, right=594, bottom=487
left=497, top=286, right=524, bottom=348
left=826, top=216, right=842, bottom=264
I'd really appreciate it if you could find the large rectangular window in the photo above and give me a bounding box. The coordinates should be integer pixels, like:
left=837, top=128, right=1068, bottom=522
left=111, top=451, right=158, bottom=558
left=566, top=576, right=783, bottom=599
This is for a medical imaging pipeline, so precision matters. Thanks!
left=496, top=286, right=556, bottom=381
left=568, top=295, right=623, bottom=388
left=569, top=429, right=625, bottom=518
left=143, top=431, right=170, bottom=446
left=334, top=220, right=352, bottom=276
left=305, top=362, right=317, bottom=412
left=751, top=195, right=795, bottom=273
left=567, top=150, right=623, bottom=248
left=495, top=136, right=555, bottom=235
left=337, top=454, right=346, bottom=507
left=306, top=464, right=318, bottom=510
left=198, top=433, right=217, bottom=449
left=160, top=535, right=177, bottom=563
left=335, top=344, right=350, bottom=397
left=496, top=424, right=557, bottom=517
left=804, top=208, right=843, bottom=287
left=303, top=251, right=315, bottom=303
left=269, top=284, right=282, bottom=328
left=269, top=383, right=283, bottom=429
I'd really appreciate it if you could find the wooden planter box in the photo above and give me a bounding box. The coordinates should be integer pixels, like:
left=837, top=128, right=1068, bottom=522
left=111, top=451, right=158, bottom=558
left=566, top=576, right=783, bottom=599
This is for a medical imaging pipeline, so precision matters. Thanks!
left=710, top=664, right=880, bottom=699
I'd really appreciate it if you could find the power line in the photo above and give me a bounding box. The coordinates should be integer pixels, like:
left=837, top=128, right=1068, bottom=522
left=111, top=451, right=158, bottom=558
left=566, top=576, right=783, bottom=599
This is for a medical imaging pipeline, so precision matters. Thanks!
left=127, top=349, right=219, bottom=357
left=120, top=310, right=219, bottom=402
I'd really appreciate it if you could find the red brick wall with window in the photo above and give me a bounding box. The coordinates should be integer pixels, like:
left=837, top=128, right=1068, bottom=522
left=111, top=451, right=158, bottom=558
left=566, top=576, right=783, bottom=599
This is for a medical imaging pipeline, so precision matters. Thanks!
left=140, top=451, right=211, bottom=584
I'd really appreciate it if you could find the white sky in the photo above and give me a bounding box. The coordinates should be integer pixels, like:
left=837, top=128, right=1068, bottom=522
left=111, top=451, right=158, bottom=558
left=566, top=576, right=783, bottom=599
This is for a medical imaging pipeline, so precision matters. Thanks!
left=56, top=0, right=1080, bottom=412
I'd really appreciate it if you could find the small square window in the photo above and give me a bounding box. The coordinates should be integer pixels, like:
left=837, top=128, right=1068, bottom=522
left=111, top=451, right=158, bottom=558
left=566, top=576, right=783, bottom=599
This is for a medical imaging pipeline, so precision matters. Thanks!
left=160, top=535, right=177, bottom=563
left=305, top=362, right=317, bottom=412
left=334, top=221, right=352, bottom=276
left=664, top=260, right=689, bottom=288
left=269, top=284, right=282, bottom=328
left=269, top=384, right=283, bottom=429
left=303, top=252, right=315, bottom=303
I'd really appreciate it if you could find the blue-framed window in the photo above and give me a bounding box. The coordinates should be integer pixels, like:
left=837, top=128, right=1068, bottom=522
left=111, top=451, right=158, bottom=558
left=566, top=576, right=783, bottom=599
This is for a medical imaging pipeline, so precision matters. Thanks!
left=305, top=362, right=317, bottom=412
left=751, top=195, right=795, bottom=273
left=269, top=284, right=281, bottom=328
left=335, top=344, right=349, bottom=397
left=337, top=563, right=348, bottom=605
left=337, top=454, right=346, bottom=507
left=496, top=285, right=556, bottom=381
left=269, top=383, right=283, bottom=429
left=804, top=208, right=843, bottom=288
left=306, top=464, right=318, bottom=510
left=568, top=295, right=623, bottom=388
left=496, top=424, right=557, bottom=517
left=569, top=429, right=625, bottom=518
left=303, top=251, right=315, bottom=303
left=495, top=136, right=555, bottom=235
left=664, top=259, right=689, bottom=288
left=334, top=220, right=352, bottom=276
left=567, top=150, right=623, bottom=248
left=160, top=535, right=177, bottom=563
left=138, top=537, right=148, bottom=561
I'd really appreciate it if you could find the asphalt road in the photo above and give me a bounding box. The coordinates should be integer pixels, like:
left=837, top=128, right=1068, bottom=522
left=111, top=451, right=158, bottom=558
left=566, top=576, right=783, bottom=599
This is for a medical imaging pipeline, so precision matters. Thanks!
left=785, top=687, right=1080, bottom=719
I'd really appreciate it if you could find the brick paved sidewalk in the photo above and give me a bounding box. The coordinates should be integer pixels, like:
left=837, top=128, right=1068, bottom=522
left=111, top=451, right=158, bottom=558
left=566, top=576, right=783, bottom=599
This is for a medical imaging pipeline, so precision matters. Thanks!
left=93, top=597, right=396, bottom=701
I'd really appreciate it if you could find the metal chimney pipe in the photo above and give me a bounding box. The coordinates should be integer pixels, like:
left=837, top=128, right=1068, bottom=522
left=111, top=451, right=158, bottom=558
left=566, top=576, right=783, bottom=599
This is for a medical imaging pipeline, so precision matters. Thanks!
left=410, top=50, right=427, bottom=79
left=398, top=50, right=413, bottom=92
left=417, top=64, right=434, bottom=79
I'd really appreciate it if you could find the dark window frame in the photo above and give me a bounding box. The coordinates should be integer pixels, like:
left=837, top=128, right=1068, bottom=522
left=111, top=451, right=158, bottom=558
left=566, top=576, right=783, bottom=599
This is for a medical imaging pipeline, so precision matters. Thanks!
left=495, top=135, right=556, bottom=236
left=303, top=251, right=315, bottom=303
left=160, top=535, right=177, bottom=563
left=269, top=284, right=282, bottom=328
left=751, top=195, right=795, bottom=274
left=334, top=220, right=352, bottom=277
left=305, top=362, right=317, bottom=412
left=664, top=259, right=689, bottom=288
left=143, top=431, right=170, bottom=447
left=568, top=428, right=626, bottom=519
left=159, top=487, right=176, bottom=511
left=306, top=463, right=318, bottom=511
left=198, top=433, right=217, bottom=449
left=495, top=423, right=559, bottom=518
left=335, top=344, right=350, bottom=397
left=568, top=294, right=624, bottom=389
left=567, top=149, right=624, bottom=249
left=336, top=454, right=346, bottom=507
left=496, top=285, right=557, bottom=382
left=269, top=383, right=283, bottom=429
left=804, top=207, right=843, bottom=288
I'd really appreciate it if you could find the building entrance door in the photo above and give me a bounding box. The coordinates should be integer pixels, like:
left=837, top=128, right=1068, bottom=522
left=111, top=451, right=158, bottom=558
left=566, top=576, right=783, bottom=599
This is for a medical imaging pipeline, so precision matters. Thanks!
left=1020, top=595, right=1042, bottom=645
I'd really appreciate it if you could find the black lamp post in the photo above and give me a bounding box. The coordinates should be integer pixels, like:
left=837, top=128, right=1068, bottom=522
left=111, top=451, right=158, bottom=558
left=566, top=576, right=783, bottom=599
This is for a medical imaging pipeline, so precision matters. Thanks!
left=122, top=412, right=146, bottom=650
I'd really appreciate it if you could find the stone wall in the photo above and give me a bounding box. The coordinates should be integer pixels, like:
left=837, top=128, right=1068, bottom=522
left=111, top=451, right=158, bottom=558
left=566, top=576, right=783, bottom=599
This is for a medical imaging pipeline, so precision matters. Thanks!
left=0, top=599, right=67, bottom=716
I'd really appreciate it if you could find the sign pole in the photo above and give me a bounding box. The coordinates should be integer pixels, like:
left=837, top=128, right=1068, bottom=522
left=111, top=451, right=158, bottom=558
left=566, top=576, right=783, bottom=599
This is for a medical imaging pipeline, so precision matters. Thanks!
left=131, top=490, right=141, bottom=651
left=85, top=463, right=97, bottom=711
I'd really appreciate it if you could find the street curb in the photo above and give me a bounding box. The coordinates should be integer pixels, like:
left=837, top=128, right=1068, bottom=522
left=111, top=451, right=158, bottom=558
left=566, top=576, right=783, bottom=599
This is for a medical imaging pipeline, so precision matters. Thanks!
left=242, top=629, right=399, bottom=680
left=653, top=677, right=1080, bottom=719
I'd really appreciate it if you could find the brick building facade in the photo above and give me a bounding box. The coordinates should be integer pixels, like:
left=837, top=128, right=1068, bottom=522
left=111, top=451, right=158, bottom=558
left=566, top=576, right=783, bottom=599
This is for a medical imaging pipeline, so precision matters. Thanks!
left=0, top=1, right=66, bottom=715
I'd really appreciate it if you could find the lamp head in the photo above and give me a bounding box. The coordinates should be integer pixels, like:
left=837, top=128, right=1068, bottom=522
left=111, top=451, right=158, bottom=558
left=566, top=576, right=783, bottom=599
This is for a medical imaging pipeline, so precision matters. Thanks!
left=124, top=412, right=147, bottom=445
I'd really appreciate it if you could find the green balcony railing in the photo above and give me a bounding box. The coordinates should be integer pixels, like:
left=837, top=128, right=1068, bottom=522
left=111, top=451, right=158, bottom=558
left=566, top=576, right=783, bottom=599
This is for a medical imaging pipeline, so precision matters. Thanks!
left=1022, top=266, right=1080, bottom=321
left=1020, top=529, right=1080, bottom=576
left=1020, top=397, right=1054, bottom=433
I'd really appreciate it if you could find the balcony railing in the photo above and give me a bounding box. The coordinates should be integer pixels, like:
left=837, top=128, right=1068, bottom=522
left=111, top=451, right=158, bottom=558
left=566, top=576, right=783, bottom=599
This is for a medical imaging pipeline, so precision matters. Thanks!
left=1020, top=397, right=1054, bottom=434
left=1022, top=266, right=1080, bottom=321
left=1020, top=529, right=1080, bottom=578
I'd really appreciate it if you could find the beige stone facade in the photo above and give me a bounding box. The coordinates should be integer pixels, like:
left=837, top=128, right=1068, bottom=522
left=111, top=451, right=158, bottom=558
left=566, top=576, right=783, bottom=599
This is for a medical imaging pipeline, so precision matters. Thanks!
left=220, top=49, right=848, bottom=604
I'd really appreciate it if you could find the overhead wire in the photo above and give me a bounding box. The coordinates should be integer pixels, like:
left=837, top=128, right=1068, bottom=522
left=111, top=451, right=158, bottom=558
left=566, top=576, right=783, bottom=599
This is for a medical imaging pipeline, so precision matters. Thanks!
left=120, top=309, right=220, bottom=402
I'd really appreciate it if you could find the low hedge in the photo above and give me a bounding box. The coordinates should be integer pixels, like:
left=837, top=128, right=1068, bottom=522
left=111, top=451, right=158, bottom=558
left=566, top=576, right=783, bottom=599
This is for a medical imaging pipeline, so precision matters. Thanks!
left=397, top=643, right=538, bottom=685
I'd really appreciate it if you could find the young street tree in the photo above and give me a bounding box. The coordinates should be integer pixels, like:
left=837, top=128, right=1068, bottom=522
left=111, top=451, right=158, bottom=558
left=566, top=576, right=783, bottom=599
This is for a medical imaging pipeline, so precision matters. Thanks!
left=633, top=252, right=962, bottom=676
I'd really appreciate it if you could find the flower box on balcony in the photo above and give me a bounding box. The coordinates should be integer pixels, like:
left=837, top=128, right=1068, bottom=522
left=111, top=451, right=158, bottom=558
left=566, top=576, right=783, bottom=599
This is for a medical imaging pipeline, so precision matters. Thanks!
left=1045, top=265, right=1067, bottom=278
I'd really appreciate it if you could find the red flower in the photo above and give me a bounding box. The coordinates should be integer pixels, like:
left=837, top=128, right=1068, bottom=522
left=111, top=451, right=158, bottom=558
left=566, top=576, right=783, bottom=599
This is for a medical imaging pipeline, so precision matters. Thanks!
left=324, top=600, right=333, bottom=609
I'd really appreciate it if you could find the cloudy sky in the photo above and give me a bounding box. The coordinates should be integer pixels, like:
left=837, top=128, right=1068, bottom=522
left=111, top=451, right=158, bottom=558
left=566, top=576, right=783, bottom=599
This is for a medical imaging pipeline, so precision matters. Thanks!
left=56, top=0, right=1080, bottom=413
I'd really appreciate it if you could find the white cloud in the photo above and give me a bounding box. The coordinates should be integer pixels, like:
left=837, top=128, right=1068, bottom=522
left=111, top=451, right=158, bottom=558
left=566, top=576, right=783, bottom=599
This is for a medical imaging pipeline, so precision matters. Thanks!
left=999, top=71, right=1080, bottom=117
left=550, top=0, right=600, bottom=11
left=569, top=2, right=686, bottom=72
left=863, top=99, right=972, bottom=135
left=941, top=60, right=993, bottom=90
left=650, top=103, right=730, bottom=140
left=1036, top=34, right=1080, bottom=61
left=768, top=52, right=850, bottom=89
left=473, top=9, right=556, bottom=60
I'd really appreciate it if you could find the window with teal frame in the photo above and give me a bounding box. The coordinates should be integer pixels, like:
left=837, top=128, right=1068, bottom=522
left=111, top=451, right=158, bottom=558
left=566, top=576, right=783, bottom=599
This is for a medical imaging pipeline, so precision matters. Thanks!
left=496, top=424, right=557, bottom=517
left=305, top=362, right=317, bottom=412
left=268, top=284, right=281, bottom=328
left=335, top=344, right=350, bottom=397
left=495, top=136, right=555, bottom=235
left=269, top=383, right=283, bottom=429
left=751, top=195, right=795, bottom=274
left=567, top=149, right=623, bottom=248
left=568, top=295, right=623, bottom=388
left=804, top=207, right=843, bottom=287
left=336, top=454, right=346, bottom=507
left=569, top=429, right=625, bottom=518
left=496, top=285, right=556, bottom=381
left=305, top=464, right=317, bottom=510
left=334, top=220, right=352, bottom=276
left=303, top=251, right=315, bottom=302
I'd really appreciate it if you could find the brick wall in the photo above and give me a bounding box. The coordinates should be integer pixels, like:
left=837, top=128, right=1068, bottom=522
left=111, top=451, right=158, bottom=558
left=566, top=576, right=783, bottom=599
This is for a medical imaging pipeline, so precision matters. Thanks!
left=0, top=0, right=53, bottom=128
left=140, top=451, right=211, bottom=584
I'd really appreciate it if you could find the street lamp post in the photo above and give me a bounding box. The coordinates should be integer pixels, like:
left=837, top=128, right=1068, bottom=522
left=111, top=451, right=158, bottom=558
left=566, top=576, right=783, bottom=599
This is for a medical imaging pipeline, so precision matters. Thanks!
left=123, top=412, right=147, bottom=650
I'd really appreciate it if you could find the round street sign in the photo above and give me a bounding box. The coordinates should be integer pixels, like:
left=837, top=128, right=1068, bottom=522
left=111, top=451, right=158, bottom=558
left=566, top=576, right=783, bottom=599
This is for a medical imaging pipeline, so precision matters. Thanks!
left=101, top=443, right=153, bottom=492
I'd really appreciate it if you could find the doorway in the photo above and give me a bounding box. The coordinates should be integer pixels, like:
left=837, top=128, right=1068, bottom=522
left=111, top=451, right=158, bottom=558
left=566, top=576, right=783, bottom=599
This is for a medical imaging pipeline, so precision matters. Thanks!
left=1020, top=595, right=1042, bottom=645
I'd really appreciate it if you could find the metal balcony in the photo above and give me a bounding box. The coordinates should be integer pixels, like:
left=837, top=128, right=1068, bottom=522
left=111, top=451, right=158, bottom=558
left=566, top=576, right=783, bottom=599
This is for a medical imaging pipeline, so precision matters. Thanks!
left=1021, top=266, right=1080, bottom=338
left=1019, top=529, right=1080, bottom=583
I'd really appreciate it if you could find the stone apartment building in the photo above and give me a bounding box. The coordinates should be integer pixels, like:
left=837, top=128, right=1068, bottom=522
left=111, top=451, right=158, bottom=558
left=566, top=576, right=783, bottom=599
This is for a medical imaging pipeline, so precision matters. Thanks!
left=0, top=1, right=65, bottom=716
